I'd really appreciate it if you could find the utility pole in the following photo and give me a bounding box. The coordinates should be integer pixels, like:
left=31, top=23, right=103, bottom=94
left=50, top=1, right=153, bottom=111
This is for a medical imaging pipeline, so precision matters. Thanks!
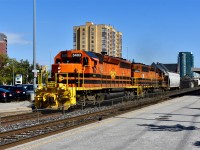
left=33, top=0, right=37, bottom=91
left=12, top=62, right=14, bottom=85
left=50, top=50, right=52, bottom=77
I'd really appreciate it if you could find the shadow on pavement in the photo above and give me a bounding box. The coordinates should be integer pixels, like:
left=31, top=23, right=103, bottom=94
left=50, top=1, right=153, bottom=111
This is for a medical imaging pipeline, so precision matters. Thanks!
left=137, top=124, right=198, bottom=132
left=194, top=141, right=200, bottom=147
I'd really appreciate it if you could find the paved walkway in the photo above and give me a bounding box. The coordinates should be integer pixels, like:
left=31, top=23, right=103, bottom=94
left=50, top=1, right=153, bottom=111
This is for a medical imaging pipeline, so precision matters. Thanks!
left=0, top=101, right=32, bottom=114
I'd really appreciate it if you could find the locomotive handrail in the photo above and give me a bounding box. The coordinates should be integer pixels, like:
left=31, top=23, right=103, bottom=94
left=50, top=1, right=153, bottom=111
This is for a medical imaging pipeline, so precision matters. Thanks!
left=78, top=72, right=80, bottom=87
left=66, top=73, right=68, bottom=87
left=37, top=72, right=49, bottom=87
left=54, top=73, right=69, bottom=88
left=82, top=65, right=90, bottom=88
left=55, top=73, right=58, bottom=85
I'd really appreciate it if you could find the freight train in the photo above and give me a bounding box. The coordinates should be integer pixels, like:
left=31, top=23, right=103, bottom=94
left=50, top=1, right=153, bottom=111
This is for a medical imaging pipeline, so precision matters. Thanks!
left=35, top=49, right=179, bottom=110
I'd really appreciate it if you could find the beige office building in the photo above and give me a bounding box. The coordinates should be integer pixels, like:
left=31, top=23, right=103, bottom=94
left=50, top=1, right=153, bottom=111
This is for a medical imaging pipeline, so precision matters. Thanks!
left=73, top=22, right=122, bottom=57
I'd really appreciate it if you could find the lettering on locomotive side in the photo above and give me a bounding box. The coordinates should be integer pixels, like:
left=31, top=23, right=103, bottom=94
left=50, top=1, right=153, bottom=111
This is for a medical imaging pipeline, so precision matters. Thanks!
left=72, top=53, right=82, bottom=57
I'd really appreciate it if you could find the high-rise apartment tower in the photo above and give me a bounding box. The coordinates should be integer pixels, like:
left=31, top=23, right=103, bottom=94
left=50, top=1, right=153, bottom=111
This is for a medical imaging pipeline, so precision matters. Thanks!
left=73, top=22, right=122, bottom=57
left=0, top=33, right=7, bottom=55
left=178, top=52, right=194, bottom=78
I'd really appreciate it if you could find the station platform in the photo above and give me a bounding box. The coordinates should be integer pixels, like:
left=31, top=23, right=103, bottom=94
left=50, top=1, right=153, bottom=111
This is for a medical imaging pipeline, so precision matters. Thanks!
left=0, top=101, right=32, bottom=115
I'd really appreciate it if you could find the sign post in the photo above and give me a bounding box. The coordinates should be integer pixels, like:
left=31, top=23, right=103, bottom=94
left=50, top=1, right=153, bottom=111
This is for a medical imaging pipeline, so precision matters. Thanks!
left=32, top=70, right=39, bottom=90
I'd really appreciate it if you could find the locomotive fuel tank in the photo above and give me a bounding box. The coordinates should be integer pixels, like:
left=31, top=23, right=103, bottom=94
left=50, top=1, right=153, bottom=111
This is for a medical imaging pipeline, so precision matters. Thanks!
left=105, top=92, right=125, bottom=100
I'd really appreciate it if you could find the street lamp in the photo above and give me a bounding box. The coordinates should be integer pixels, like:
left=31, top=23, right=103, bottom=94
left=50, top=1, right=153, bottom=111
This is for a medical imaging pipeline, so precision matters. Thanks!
left=12, top=62, right=14, bottom=85
left=26, top=67, right=29, bottom=84
left=33, top=0, right=37, bottom=91
left=50, top=50, right=52, bottom=77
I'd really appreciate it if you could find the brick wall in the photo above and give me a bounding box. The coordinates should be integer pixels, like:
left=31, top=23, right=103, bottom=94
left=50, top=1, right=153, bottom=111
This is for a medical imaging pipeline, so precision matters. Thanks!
left=0, top=42, right=6, bottom=55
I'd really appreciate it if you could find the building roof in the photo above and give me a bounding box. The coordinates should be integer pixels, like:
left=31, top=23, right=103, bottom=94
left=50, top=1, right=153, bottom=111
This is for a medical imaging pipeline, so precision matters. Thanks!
left=0, top=33, right=7, bottom=41
left=191, top=68, right=200, bottom=74
left=162, top=64, right=178, bottom=73
left=151, top=62, right=179, bottom=75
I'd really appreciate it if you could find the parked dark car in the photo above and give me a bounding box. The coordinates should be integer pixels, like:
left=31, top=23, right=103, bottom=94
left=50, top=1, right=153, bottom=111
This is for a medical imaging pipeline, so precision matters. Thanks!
left=0, top=88, right=14, bottom=102
left=16, top=84, right=34, bottom=100
left=13, top=86, right=27, bottom=100
left=20, top=84, right=34, bottom=91
left=0, top=85, right=17, bottom=100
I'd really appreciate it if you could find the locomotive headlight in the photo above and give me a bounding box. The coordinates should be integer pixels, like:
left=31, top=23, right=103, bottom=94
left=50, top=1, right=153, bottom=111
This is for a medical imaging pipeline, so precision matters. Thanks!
left=58, top=66, right=61, bottom=73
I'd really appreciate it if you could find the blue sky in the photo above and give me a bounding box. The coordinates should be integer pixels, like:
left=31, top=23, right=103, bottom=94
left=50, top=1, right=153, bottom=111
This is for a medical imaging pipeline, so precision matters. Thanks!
left=0, top=0, right=200, bottom=68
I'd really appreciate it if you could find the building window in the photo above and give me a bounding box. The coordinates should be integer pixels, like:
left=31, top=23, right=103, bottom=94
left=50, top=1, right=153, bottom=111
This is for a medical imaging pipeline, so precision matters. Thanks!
left=102, top=28, right=107, bottom=37
left=73, top=32, right=76, bottom=42
left=102, top=28, right=107, bottom=32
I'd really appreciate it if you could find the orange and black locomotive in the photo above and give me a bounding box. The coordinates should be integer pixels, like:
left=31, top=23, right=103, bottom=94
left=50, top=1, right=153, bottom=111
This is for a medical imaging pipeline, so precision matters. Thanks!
left=35, top=49, right=167, bottom=110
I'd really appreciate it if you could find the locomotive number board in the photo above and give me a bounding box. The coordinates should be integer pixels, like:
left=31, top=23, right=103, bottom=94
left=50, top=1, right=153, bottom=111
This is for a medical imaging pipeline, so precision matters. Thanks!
left=72, top=53, right=82, bottom=57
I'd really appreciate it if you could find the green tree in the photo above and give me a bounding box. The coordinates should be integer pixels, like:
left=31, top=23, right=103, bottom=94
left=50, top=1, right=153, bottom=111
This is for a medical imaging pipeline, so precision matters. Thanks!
left=6, top=59, right=18, bottom=85
left=0, top=54, right=9, bottom=84
left=0, top=55, right=44, bottom=85
left=0, top=54, right=8, bottom=68
left=15, top=59, right=30, bottom=84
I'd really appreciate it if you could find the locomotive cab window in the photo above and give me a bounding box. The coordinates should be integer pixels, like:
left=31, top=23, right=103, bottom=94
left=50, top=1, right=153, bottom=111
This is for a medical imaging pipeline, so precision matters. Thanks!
left=83, top=57, right=89, bottom=66
left=62, top=57, right=81, bottom=64
left=56, top=59, right=61, bottom=64
left=94, top=60, right=97, bottom=67
left=72, top=57, right=81, bottom=64
left=71, top=53, right=82, bottom=64
left=63, top=58, right=71, bottom=63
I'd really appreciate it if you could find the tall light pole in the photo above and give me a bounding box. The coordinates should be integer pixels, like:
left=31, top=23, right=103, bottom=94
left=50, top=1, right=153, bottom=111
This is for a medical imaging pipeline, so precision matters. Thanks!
left=12, top=62, right=14, bottom=85
left=50, top=50, right=52, bottom=77
left=33, top=0, right=37, bottom=91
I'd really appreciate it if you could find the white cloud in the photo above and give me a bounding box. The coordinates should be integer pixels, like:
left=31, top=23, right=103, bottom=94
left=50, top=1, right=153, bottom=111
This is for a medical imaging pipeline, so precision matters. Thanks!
left=6, top=33, right=32, bottom=45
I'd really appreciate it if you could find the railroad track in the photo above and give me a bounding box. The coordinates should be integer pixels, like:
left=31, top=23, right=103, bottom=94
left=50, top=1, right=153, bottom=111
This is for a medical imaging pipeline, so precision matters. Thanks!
left=0, top=111, right=62, bottom=126
left=0, top=87, right=199, bottom=149
left=0, top=112, right=38, bottom=125
left=0, top=108, right=117, bottom=149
